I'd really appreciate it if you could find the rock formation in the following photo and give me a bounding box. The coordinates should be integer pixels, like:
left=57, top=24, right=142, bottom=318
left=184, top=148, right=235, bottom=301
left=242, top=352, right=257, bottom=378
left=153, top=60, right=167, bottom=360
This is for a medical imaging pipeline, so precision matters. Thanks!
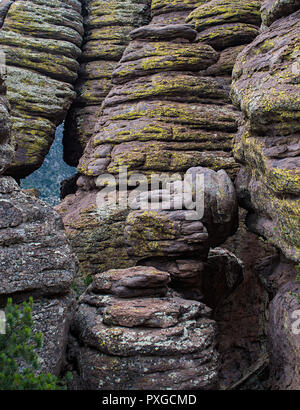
left=58, top=0, right=262, bottom=279
left=231, top=3, right=300, bottom=263
left=0, top=0, right=298, bottom=392
left=0, top=0, right=84, bottom=178
left=231, top=0, right=300, bottom=389
left=63, top=0, right=152, bottom=166
left=0, top=65, right=78, bottom=376
left=69, top=266, right=219, bottom=390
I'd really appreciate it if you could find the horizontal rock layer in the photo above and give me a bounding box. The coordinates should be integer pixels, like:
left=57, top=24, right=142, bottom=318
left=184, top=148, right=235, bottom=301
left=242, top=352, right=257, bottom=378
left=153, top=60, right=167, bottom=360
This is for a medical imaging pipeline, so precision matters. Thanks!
left=70, top=266, right=219, bottom=390
left=231, top=4, right=300, bottom=262
left=63, top=0, right=151, bottom=166
left=0, top=0, right=83, bottom=178
left=58, top=0, right=260, bottom=279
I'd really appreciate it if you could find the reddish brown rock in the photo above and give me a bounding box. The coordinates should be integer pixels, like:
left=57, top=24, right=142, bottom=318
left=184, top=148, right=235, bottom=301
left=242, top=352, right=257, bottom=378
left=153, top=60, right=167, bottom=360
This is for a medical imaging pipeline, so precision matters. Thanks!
left=63, top=0, right=151, bottom=166
left=0, top=0, right=84, bottom=178
left=70, top=267, right=219, bottom=390
left=231, top=7, right=300, bottom=262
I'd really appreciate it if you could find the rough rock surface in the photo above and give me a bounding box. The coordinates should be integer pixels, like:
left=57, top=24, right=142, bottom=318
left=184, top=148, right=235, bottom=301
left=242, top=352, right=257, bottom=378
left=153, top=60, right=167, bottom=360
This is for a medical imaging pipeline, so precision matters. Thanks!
left=231, top=3, right=300, bottom=262
left=0, top=0, right=84, bottom=178
left=0, top=175, right=78, bottom=375
left=0, top=69, right=78, bottom=375
left=57, top=0, right=260, bottom=279
left=70, top=266, right=219, bottom=390
left=63, top=0, right=151, bottom=166
left=231, top=0, right=300, bottom=390
left=267, top=279, right=300, bottom=390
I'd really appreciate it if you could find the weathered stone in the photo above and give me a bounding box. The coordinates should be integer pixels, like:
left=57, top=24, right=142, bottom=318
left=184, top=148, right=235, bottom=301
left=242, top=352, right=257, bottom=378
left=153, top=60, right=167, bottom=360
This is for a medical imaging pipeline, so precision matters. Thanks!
left=268, top=279, right=300, bottom=389
left=0, top=177, right=77, bottom=298
left=217, top=209, right=276, bottom=389
left=91, top=266, right=170, bottom=298
left=58, top=0, right=260, bottom=281
left=63, top=0, right=151, bottom=166
left=261, top=0, right=300, bottom=26
left=32, top=293, right=75, bottom=375
left=187, top=0, right=262, bottom=30
left=0, top=69, right=78, bottom=375
left=70, top=268, right=219, bottom=390
left=0, top=0, right=83, bottom=178
left=231, top=9, right=300, bottom=262
left=0, top=63, right=14, bottom=174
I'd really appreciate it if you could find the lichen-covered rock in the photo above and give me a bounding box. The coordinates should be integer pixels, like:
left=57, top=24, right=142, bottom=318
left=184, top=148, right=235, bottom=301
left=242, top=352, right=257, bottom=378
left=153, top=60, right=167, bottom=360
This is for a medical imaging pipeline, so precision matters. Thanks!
left=63, top=0, right=151, bottom=166
left=124, top=168, right=238, bottom=260
left=231, top=7, right=300, bottom=262
left=31, top=293, right=75, bottom=375
left=0, top=177, right=77, bottom=297
left=187, top=0, right=261, bottom=50
left=261, top=0, right=300, bottom=26
left=0, top=176, right=78, bottom=374
left=91, top=266, right=170, bottom=298
left=57, top=0, right=259, bottom=280
left=0, top=0, right=83, bottom=178
left=0, top=71, right=78, bottom=374
left=70, top=267, right=219, bottom=390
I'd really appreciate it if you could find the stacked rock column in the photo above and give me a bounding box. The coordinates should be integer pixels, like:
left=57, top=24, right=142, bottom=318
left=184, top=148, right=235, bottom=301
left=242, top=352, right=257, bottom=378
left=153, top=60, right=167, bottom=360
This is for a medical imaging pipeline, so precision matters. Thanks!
left=231, top=0, right=300, bottom=389
left=63, top=0, right=152, bottom=166
left=0, top=0, right=84, bottom=178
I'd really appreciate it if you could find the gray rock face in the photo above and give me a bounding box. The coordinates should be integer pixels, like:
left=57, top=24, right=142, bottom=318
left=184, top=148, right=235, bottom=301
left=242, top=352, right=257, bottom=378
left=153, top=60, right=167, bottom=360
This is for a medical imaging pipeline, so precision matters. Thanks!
left=0, top=62, right=13, bottom=174
left=0, top=0, right=84, bottom=178
left=63, top=0, right=152, bottom=166
left=0, top=70, right=78, bottom=375
left=70, top=266, right=219, bottom=390
left=0, top=177, right=77, bottom=298
left=261, top=0, right=300, bottom=25
left=231, top=5, right=300, bottom=262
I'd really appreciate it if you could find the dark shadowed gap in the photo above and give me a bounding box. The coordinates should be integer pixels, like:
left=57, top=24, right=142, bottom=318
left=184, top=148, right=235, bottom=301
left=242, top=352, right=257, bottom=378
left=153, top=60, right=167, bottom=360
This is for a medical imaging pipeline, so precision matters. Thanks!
left=20, top=123, right=77, bottom=206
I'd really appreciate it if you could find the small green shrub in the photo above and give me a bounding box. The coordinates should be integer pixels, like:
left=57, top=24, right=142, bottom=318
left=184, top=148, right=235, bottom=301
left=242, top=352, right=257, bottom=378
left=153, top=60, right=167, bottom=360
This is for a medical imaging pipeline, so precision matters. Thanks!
left=0, top=297, right=66, bottom=390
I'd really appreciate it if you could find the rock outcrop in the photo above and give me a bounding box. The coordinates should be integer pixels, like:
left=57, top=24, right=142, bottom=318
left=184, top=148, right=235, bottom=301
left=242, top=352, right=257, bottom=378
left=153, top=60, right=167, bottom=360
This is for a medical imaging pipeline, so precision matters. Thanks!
left=57, top=0, right=262, bottom=279
left=267, top=279, right=300, bottom=389
left=0, top=66, right=78, bottom=376
left=65, top=162, right=244, bottom=389
left=70, top=266, right=219, bottom=390
left=231, top=0, right=300, bottom=389
left=0, top=0, right=84, bottom=178
left=63, top=0, right=152, bottom=166
left=231, top=2, right=300, bottom=262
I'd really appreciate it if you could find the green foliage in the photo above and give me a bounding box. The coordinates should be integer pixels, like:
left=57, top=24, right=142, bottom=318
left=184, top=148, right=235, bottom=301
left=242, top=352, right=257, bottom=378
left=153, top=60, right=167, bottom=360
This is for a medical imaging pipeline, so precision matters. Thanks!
left=0, top=297, right=66, bottom=390
left=83, top=274, right=93, bottom=288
